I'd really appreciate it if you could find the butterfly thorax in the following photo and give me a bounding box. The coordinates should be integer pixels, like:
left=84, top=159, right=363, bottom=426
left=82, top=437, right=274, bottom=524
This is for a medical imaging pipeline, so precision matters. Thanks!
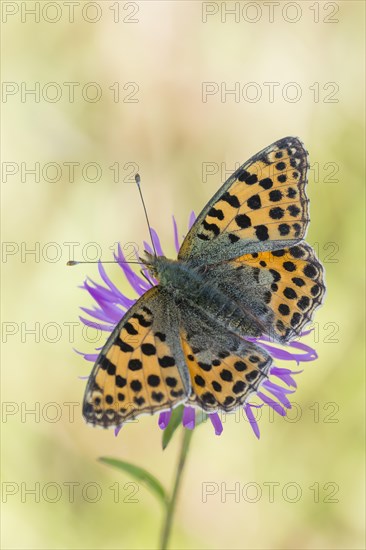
left=143, top=252, right=262, bottom=338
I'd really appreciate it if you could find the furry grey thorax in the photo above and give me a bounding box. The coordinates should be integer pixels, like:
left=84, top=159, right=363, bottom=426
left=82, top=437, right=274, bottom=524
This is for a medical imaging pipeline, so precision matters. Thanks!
left=142, top=252, right=262, bottom=337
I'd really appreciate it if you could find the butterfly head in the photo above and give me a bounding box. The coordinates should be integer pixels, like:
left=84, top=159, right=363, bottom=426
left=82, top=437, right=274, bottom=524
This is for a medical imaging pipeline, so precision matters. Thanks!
left=140, top=251, right=173, bottom=284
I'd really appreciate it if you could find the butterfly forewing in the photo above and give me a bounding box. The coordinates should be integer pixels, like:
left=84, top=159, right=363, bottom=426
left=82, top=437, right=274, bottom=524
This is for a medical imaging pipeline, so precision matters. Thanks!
left=179, top=137, right=309, bottom=263
left=83, top=287, right=189, bottom=428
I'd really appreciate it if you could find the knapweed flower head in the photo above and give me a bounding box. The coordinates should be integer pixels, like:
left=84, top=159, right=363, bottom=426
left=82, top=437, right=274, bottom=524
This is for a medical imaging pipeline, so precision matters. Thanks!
left=78, top=212, right=318, bottom=439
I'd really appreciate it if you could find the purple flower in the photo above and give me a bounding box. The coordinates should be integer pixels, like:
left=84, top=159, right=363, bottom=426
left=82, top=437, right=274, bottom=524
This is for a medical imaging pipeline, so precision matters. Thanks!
left=78, top=212, right=318, bottom=439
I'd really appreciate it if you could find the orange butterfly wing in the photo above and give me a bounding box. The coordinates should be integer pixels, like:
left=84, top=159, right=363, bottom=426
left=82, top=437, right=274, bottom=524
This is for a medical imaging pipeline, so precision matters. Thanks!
left=83, top=287, right=189, bottom=427
left=179, top=136, right=309, bottom=263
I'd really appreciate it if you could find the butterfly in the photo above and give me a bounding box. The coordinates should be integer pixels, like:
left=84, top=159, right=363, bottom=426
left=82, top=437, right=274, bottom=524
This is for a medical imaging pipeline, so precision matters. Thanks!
left=83, top=137, right=325, bottom=428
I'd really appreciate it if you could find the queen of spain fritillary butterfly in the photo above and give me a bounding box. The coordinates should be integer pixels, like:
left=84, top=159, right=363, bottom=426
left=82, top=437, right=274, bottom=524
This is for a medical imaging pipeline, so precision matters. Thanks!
left=83, top=137, right=325, bottom=427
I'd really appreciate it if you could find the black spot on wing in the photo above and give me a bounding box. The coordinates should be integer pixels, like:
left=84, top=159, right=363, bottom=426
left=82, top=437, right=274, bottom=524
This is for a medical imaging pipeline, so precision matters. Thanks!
left=222, top=192, right=240, bottom=208
left=208, top=207, right=224, bottom=220
left=255, top=225, right=269, bottom=241
left=202, top=220, right=220, bottom=236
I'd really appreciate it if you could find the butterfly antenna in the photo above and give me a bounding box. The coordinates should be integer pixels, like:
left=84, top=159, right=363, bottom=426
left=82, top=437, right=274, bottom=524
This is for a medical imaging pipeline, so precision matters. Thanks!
left=67, top=173, right=156, bottom=267
left=67, top=260, right=142, bottom=266
left=135, top=173, right=157, bottom=257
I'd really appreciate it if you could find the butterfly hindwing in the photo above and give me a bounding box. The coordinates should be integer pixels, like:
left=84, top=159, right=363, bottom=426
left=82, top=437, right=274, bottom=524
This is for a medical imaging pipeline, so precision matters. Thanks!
left=179, top=137, right=309, bottom=263
left=242, top=243, right=325, bottom=341
left=178, top=306, right=272, bottom=412
left=83, top=287, right=189, bottom=427
left=201, top=242, right=325, bottom=343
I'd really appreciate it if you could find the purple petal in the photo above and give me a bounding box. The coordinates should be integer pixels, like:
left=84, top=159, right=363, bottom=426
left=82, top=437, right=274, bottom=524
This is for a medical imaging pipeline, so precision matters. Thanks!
left=96, top=300, right=127, bottom=321
left=257, top=392, right=286, bottom=416
left=247, top=336, right=317, bottom=364
left=287, top=340, right=318, bottom=361
left=78, top=375, right=89, bottom=380
left=182, top=406, right=195, bottom=430
left=82, top=280, right=121, bottom=305
left=209, top=413, right=223, bottom=436
left=244, top=403, right=261, bottom=439
left=260, top=343, right=300, bottom=362
left=79, top=353, right=99, bottom=362
left=98, top=261, right=134, bottom=306
left=73, top=348, right=99, bottom=361
left=263, top=379, right=295, bottom=396
left=150, top=228, right=165, bottom=257
left=270, top=367, right=302, bottom=388
left=80, top=306, right=121, bottom=325
left=158, top=410, right=172, bottom=430
left=172, top=216, right=180, bottom=253
left=82, top=280, right=132, bottom=316
left=114, top=426, right=122, bottom=437
left=115, top=244, right=148, bottom=295
left=262, top=380, right=294, bottom=409
left=188, top=211, right=196, bottom=229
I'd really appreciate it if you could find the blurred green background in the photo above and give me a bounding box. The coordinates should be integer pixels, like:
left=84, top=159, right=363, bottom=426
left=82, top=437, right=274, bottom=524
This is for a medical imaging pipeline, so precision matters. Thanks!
left=1, top=1, right=365, bottom=549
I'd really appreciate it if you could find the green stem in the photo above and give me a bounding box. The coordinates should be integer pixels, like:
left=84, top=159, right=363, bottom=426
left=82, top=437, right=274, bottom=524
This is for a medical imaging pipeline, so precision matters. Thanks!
left=160, top=428, right=193, bottom=550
